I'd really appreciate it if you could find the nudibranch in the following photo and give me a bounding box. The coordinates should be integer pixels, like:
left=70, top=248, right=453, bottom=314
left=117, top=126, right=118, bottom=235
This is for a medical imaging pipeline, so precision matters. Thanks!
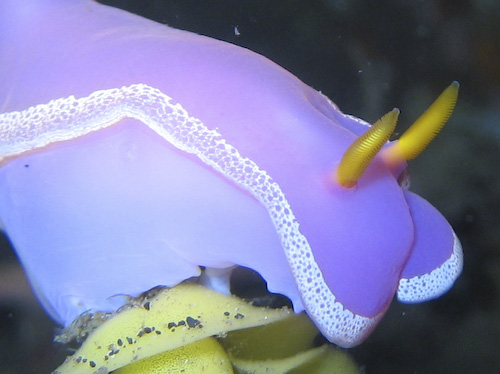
left=0, top=0, right=462, bottom=348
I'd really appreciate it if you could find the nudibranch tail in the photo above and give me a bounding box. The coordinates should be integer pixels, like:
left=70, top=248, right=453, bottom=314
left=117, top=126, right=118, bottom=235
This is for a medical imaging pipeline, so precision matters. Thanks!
left=336, top=108, right=399, bottom=187
left=383, top=81, right=459, bottom=165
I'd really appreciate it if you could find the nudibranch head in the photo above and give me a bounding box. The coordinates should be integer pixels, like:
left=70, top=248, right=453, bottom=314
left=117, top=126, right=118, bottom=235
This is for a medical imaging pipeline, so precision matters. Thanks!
left=0, top=0, right=463, bottom=349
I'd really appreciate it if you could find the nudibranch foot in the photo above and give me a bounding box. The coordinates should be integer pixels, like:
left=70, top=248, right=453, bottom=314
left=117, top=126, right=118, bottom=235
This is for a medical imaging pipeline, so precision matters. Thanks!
left=199, top=266, right=236, bottom=295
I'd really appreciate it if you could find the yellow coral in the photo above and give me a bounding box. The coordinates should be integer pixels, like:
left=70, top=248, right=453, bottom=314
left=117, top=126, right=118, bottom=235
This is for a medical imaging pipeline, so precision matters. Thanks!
left=114, top=337, right=233, bottom=374
left=52, top=284, right=291, bottom=374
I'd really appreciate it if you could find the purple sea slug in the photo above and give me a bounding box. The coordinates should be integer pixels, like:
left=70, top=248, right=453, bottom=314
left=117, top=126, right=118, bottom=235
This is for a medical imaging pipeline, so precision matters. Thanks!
left=0, top=0, right=462, bottom=347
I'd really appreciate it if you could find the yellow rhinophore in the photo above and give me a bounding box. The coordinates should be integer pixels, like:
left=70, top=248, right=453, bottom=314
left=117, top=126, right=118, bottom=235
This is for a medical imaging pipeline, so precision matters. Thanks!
left=336, top=108, right=399, bottom=187
left=383, top=81, right=459, bottom=164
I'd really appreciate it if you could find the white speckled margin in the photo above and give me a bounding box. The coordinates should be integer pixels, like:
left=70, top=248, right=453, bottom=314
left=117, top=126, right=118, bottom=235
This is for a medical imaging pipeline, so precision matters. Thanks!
left=397, top=232, right=463, bottom=303
left=0, top=84, right=377, bottom=347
